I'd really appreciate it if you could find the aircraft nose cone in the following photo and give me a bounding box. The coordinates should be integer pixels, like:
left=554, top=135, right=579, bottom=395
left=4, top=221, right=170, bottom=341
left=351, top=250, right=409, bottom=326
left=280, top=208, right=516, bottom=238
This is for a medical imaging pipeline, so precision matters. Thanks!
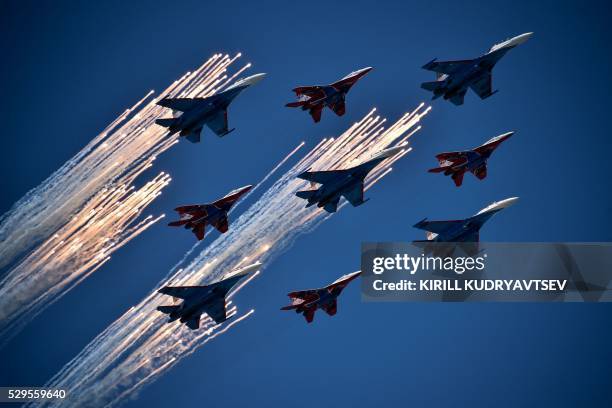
left=238, top=184, right=254, bottom=195
left=498, top=196, right=520, bottom=208
left=354, top=67, right=373, bottom=78
left=491, top=197, right=520, bottom=211
left=512, top=32, right=533, bottom=46
left=242, top=73, right=266, bottom=86
left=371, top=144, right=407, bottom=160
left=476, top=197, right=519, bottom=215
left=226, top=261, right=262, bottom=279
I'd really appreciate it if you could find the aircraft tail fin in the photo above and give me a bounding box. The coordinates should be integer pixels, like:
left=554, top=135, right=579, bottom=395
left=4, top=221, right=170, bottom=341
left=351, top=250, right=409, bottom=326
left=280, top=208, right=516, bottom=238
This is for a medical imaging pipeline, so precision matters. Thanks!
left=155, top=118, right=176, bottom=128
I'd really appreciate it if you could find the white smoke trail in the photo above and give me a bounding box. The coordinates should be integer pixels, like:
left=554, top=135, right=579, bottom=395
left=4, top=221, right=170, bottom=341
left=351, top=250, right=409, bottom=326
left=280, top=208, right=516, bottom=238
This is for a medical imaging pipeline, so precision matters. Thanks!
left=35, top=105, right=429, bottom=407
left=0, top=54, right=251, bottom=344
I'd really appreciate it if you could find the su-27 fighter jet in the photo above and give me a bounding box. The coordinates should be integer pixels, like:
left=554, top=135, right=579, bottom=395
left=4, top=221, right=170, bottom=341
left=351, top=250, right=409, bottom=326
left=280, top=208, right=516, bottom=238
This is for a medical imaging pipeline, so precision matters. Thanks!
left=285, top=67, right=372, bottom=123
left=155, top=73, right=266, bottom=142
left=421, top=32, right=532, bottom=105
left=413, top=197, right=519, bottom=256
left=168, top=185, right=252, bottom=240
left=157, top=262, right=261, bottom=329
left=295, top=145, right=405, bottom=213
left=281, top=271, right=361, bottom=323
left=428, top=131, right=513, bottom=186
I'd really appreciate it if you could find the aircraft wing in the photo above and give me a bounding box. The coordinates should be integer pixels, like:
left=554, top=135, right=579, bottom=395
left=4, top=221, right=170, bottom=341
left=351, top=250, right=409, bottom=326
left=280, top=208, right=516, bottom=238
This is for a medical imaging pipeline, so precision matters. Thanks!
left=297, top=169, right=347, bottom=185
left=202, top=298, right=228, bottom=324
left=469, top=72, right=493, bottom=99
left=328, top=99, right=346, bottom=116
left=422, top=59, right=473, bottom=74
left=158, top=285, right=209, bottom=300
left=342, top=182, right=365, bottom=206
left=205, top=109, right=232, bottom=137
left=413, top=219, right=466, bottom=234
left=157, top=97, right=206, bottom=112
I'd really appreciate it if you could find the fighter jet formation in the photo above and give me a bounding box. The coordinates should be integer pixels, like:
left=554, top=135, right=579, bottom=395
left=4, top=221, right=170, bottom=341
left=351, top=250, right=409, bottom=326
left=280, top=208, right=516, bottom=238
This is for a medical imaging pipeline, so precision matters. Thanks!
left=421, top=33, right=532, bottom=105
left=152, top=32, right=531, bottom=328
left=286, top=67, right=372, bottom=122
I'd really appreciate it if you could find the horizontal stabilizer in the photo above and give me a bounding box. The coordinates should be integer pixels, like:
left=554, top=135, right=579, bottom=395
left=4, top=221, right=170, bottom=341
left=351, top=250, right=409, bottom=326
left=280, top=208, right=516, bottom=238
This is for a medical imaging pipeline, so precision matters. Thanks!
left=286, top=101, right=306, bottom=108
left=157, top=97, right=204, bottom=112
left=155, top=118, right=176, bottom=128
left=296, top=190, right=318, bottom=200
left=421, top=80, right=443, bottom=92
left=297, top=169, right=345, bottom=184
left=157, top=305, right=180, bottom=315
left=428, top=166, right=450, bottom=173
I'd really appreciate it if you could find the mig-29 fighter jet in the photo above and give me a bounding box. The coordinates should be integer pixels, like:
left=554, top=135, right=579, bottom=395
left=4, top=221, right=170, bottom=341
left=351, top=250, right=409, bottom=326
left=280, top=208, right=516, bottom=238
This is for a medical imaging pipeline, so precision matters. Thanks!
left=157, top=262, right=261, bottom=329
left=281, top=271, right=361, bottom=323
left=428, top=131, right=513, bottom=186
left=421, top=33, right=532, bottom=105
left=295, top=145, right=405, bottom=213
left=168, top=185, right=253, bottom=241
left=155, top=73, right=266, bottom=142
left=285, top=67, right=372, bottom=123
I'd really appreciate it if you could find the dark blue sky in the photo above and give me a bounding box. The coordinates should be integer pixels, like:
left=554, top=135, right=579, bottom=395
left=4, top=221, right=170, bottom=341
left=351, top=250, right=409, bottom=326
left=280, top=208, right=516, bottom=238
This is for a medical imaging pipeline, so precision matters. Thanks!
left=1, top=0, right=612, bottom=406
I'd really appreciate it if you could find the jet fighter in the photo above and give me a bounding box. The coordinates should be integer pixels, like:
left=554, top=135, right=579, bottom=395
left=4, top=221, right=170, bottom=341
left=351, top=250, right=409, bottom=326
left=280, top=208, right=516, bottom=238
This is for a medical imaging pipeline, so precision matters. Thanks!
left=428, top=131, right=513, bottom=186
left=413, top=197, right=519, bottom=256
left=285, top=67, right=372, bottom=123
left=295, top=145, right=404, bottom=213
left=155, top=73, right=266, bottom=142
left=157, top=262, right=261, bottom=329
left=281, top=271, right=361, bottom=323
left=421, top=33, right=532, bottom=105
left=168, top=185, right=252, bottom=240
